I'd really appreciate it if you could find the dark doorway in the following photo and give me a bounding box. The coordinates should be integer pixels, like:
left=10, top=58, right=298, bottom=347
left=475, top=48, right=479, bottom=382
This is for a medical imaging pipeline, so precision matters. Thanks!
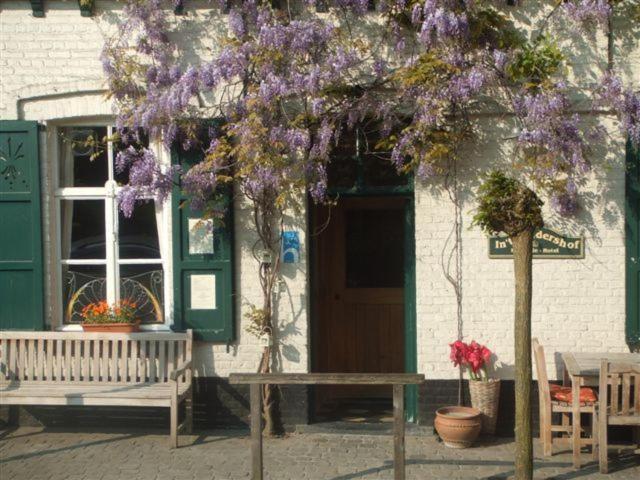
left=311, top=197, right=406, bottom=422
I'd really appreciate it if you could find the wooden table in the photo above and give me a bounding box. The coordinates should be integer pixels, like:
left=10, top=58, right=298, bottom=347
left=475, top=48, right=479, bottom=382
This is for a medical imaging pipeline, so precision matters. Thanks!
left=561, top=352, right=640, bottom=469
left=228, top=373, right=425, bottom=480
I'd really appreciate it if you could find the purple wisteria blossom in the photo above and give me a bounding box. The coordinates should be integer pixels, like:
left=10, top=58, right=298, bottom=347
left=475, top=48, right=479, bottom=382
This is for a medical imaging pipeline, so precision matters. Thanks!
left=103, top=0, right=634, bottom=222
left=562, top=0, right=612, bottom=30
left=595, top=72, right=640, bottom=146
left=418, top=0, right=470, bottom=48
left=115, top=146, right=178, bottom=217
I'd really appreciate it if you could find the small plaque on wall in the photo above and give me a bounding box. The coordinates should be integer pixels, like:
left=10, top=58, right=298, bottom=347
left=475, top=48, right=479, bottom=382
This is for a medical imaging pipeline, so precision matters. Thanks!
left=489, top=228, right=584, bottom=259
left=188, top=218, right=214, bottom=255
left=190, top=274, right=217, bottom=310
left=281, top=231, right=300, bottom=263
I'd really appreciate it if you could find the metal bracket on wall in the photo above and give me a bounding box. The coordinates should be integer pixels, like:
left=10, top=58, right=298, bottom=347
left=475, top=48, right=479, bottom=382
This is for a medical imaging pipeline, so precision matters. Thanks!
left=29, top=0, right=44, bottom=17
left=78, top=0, right=95, bottom=17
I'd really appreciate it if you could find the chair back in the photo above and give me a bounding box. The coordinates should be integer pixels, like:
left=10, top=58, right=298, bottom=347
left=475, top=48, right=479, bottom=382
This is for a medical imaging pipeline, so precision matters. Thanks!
left=532, top=338, right=551, bottom=407
left=598, top=360, right=640, bottom=421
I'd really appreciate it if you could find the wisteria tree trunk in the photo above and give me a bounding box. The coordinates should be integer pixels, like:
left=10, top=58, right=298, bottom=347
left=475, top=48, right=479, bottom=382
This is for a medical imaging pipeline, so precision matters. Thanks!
left=512, top=229, right=535, bottom=480
left=251, top=194, right=285, bottom=437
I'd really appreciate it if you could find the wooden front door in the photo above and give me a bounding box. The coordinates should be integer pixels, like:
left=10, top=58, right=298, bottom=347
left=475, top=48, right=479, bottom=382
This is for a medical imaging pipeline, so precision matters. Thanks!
left=313, top=197, right=405, bottom=408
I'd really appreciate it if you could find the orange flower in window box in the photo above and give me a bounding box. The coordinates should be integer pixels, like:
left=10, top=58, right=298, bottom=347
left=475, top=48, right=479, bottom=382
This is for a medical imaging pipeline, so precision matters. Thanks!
left=81, top=299, right=140, bottom=332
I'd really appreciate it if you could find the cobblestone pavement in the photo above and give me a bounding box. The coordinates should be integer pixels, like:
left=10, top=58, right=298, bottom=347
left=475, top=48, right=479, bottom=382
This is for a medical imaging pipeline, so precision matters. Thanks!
left=1, top=427, right=639, bottom=480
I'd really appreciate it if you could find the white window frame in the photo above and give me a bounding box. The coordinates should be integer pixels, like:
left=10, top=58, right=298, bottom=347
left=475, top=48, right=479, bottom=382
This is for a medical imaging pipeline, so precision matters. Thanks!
left=50, top=121, right=173, bottom=331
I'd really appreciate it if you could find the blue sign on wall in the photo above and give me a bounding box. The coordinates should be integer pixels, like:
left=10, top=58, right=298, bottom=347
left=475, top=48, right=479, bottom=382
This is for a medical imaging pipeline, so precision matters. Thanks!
left=282, top=231, right=300, bottom=263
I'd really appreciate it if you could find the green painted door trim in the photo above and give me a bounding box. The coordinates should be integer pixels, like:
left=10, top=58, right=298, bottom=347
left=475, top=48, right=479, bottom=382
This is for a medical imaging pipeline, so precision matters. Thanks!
left=0, top=120, right=44, bottom=331
left=626, top=140, right=640, bottom=349
left=403, top=196, right=418, bottom=422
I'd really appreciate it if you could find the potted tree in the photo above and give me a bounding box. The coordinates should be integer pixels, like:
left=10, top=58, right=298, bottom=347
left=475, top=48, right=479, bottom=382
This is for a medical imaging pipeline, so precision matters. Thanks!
left=451, top=340, right=500, bottom=435
left=81, top=299, right=140, bottom=333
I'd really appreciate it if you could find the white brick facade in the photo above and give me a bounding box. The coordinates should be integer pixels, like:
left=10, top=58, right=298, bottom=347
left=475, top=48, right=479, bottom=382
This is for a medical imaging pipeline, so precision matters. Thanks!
left=0, top=1, right=637, bottom=384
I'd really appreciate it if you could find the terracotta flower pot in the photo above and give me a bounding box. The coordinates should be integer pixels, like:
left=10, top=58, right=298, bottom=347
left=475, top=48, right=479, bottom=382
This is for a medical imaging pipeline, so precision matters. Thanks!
left=434, top=406, right=482, bottom=448
left=82, top=323, right=140, bottom=333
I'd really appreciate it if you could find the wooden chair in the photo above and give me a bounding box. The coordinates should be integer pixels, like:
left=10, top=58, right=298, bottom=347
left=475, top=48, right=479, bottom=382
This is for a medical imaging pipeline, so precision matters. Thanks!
left=533, top=338, right=598, bottom=457
left=597, top=360, right=640, bottom=473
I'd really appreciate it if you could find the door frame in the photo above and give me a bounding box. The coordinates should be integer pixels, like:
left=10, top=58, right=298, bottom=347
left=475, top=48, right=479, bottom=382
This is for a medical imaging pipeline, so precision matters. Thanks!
left=309, top=188, right=418, bottom=422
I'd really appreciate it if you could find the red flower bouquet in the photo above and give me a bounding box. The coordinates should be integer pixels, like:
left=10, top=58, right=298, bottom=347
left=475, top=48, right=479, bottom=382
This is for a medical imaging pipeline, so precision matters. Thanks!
left=449, top=339, right=493, bottom=381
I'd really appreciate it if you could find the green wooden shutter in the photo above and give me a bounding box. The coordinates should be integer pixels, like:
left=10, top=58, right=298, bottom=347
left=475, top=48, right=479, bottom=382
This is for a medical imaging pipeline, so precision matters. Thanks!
left=626, top=140, right=640, bottom=349
left=171, top=146, right=235, bottom=342
left=0, top=121, right=44, bottom=330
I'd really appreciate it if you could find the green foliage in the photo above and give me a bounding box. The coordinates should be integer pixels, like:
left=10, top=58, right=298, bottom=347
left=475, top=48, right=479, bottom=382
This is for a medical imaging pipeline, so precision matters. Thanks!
left=473, top=170, right=544, bottom=237
left=245, top=305, right=269, bottom=338
left=507, top=36, right=565, bottom=90
left=395, top=52, right=460, bottom=88
left=469, top=8, right=525, bottom=50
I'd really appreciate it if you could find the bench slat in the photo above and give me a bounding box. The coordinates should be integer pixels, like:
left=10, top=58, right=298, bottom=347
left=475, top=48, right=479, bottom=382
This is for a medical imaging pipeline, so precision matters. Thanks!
left=35, top=339, right=43, bottom=380
left=149, top=341, right=157, bottom=382
left=65, top=339, right=73, bottom=381
left=101, top=340, right=110, bottom=382
left=158, top=341, right=166, bottom=383
left=26, top=339, right=35, bottom=381
left=8, top=339, right=16, bottom=381
left=82, top=340, right=90, bottom=381
left=140, top=340, right=147, bottom=382
left=168, top=340, right=175, bottom=382
left=45, top=339, right=53, bottom=381
left=121, top=340, right=129, bottom=383
left=111, top=340, right=119, bottom=382
left=130, top=340, right=138, bottom=383
left=74, top=340, right=81, bottom=382
left=178, top=342, right=185, bottom=383
left=0, top=339, right=6, bottom=379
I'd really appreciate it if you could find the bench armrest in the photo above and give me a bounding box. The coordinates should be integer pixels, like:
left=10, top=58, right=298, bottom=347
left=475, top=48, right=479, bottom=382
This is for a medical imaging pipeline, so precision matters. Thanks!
left=169, top=360, right=193, bottom=382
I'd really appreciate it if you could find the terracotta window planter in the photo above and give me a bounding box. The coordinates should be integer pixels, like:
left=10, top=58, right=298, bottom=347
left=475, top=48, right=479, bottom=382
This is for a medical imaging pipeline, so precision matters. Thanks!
left=82, top=323, right=140, bottom=333
left=434, top=406, right=482, bottom=448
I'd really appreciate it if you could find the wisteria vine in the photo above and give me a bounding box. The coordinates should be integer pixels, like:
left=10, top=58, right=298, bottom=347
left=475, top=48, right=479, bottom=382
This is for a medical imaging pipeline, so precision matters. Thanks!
left=103, top=0, right=639, bottom=220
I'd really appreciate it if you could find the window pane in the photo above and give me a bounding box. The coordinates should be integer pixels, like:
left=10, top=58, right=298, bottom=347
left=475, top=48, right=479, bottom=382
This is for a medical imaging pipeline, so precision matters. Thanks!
left=327, top=155, right=358, bottom=190
left=120, top=265, right=164, bottom=324
left=63, top=264, right=107, bottom=324
left=118, top=202, right=161, bottom=259
left=60, top=200, right=106, bottom=260
left=345, top=209, right=404, bottom=288
left=362, top=152, right=407, bottom=187
left=59, top=127, right=109, bottom=187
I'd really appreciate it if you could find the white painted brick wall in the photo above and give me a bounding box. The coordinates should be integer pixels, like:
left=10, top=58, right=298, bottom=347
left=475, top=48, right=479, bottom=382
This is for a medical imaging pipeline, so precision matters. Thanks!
left=0, top=1, right=637, bottom=381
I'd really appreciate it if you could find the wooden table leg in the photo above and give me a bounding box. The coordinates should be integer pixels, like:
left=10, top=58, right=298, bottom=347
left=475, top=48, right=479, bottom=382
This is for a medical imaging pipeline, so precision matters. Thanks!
left=572, top=377, right=581, bottom=469
left=393, top=384, right=405, bottom=480
left=251, top=384, right=263, bottom=480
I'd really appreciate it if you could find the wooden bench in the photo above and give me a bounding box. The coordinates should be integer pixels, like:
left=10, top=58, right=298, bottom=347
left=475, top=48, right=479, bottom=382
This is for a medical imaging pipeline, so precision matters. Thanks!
left=229, top=372, right=425, bottom=480
left=0, top=330, right=193, bottom=448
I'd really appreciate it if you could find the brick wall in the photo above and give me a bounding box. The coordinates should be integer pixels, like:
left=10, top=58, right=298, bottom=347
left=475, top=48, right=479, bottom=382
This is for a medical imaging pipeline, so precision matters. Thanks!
left=0, top=2, right=637, bottom=387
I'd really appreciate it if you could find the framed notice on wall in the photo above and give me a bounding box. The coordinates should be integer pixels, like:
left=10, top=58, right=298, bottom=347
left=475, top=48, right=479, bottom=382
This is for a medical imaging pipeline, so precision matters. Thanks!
left=489, top=228, right=585, bottom=259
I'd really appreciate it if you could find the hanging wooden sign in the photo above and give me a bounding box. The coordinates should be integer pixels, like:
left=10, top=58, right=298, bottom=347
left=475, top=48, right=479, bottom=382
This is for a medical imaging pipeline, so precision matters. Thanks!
left=489, top=228, right=585, bottom=259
